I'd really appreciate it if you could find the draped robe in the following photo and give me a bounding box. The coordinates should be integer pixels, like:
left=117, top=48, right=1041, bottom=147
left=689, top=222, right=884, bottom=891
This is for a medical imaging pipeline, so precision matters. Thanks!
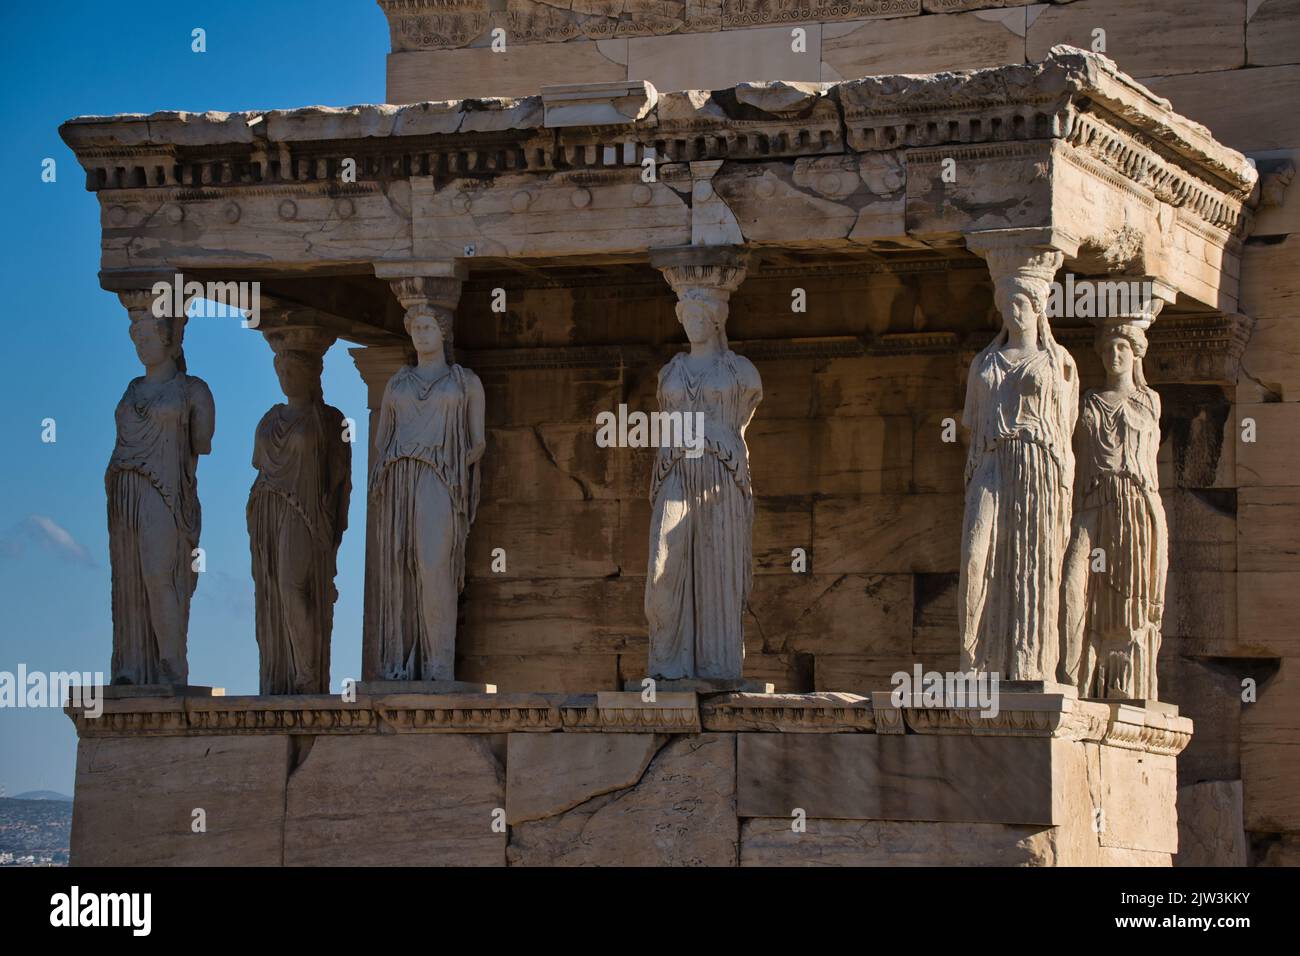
left=959, top=341, right=1077, bottom=681
left=644, top=350, right=762, bottom=680
left=106, top=372, right=214, bottom=685
left=368, top=365, right=480, bottom=681
left=248, top=401, right=350, bottom=694
left=1063, top=386, right=1167, bottom=699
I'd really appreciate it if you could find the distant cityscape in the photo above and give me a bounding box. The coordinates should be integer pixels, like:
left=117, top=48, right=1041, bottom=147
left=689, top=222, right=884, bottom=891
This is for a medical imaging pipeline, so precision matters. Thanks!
left=0, top=793, right=72, bottom=866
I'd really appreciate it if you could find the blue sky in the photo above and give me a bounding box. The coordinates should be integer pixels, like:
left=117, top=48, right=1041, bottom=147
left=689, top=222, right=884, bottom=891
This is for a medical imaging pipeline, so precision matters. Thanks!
left=0, top=1, right=390, bottom=795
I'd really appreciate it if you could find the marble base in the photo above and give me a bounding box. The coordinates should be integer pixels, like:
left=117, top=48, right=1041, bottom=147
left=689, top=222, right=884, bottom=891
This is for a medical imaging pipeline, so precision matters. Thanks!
left=998, top=680, right=1078, bottom=697
left=623, top=678, right=775, bottom=694
left=63, top=691, right=1191, bottom=867
left=70, top=684, right=224, bottom=704
left=1086, top=697, right=1181, bottom=717
left=357, top=680, right=497, bottom=695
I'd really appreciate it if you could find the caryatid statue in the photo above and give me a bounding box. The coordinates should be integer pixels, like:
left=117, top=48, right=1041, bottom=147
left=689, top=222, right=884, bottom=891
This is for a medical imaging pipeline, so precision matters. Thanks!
left=959, top=243, right=1077, bottom=682
left=106, top=290, right=215, bottom=686
left=644, top=247, right=761, bottom=682
left=1061, top=305, right=1168, bottom=700
left=367, top=276, right=485, bottom=681
left=247, top=327, right=351, bottom=695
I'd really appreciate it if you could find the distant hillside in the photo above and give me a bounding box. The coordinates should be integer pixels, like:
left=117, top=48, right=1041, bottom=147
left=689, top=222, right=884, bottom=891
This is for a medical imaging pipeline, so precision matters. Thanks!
left=12, top=791, right=71, bottom=802
left=0, top=798, right=71, bottom=866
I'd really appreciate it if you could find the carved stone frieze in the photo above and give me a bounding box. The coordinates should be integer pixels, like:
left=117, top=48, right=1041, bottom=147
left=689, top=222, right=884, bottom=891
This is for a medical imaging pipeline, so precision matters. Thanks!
left=721, top=0, right=919, bottom=28
left=388, top=2, right=491, bottom=51
left=700, top=692, right=875, bottom=732
left=64, top=690, right=1190, bottom=754
left=62, top=50, right=1256, bottom=317
left=381, top=0, right=697, bottom=50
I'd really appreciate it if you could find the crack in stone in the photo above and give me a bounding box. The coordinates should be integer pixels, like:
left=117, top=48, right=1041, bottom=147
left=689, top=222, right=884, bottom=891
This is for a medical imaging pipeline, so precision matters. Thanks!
left=531, top=424, right=593, bottom=500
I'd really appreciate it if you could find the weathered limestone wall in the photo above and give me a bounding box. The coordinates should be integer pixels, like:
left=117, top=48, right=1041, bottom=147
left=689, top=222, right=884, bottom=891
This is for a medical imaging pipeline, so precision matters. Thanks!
left=1093, top=0, right=1300, bottom=871
left=380, top=0, right=1299, bottom=111
left=66, top=692, right=1188, bottom=866
left=383, top=1, right=1042, bottom=103
left=453, top=267, right=987, bottom=694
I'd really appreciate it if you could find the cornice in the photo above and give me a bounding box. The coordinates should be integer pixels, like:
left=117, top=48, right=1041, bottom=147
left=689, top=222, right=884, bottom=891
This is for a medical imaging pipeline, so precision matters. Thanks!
left=59, top=50, right=1254, bottom=243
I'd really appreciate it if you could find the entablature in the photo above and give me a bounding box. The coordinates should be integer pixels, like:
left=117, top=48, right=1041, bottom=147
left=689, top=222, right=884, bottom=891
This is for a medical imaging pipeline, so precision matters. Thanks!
left=61, top=48, right=1258, bottom=313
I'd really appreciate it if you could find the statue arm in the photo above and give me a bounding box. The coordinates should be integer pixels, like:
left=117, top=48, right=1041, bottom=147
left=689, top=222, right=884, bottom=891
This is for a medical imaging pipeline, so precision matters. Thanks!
left=1071, top=401, right=1090, bottom=499
left=330, top=407, right=352, bottom=545
left=736, top=355, right=763, bottom=433
left=1059, top=350, right=1080, bottom=481
left=960, top=359, right=983, bottom=481
left=960, top=358, right=980, bottom=435
left=465, top=371, right=486, bottom=466
left=369, top=382, right=397, bottom=487
left=189, top=378, right=216, bottom=457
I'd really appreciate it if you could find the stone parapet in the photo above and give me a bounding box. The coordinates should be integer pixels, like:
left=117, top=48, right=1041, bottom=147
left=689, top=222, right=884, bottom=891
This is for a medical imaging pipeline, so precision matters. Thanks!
left=64, top=689, right=1189, bottom=865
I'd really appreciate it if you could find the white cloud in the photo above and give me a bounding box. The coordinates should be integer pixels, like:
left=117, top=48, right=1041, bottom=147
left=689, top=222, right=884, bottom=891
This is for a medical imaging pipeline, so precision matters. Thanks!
left=0, top=514, right=96, bottom=568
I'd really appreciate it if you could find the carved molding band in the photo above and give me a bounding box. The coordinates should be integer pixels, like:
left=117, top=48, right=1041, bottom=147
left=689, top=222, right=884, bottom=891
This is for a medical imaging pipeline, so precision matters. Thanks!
left=64, top=691, right=1192, bottom=754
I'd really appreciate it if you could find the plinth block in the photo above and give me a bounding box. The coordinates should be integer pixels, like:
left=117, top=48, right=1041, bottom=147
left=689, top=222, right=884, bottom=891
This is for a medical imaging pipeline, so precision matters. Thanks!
left=622, top=678, right=776, bottom=694
left=64, top=690, right=1191, bottom=866
left=357, top=680, right=497, bottom=694
left=71, top=684, right=224, bottom=703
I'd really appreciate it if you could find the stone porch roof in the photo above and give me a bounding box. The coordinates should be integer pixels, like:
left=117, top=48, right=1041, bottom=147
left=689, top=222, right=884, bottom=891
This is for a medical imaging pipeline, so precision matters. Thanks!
left=59, top=47, right=1258, bottom=320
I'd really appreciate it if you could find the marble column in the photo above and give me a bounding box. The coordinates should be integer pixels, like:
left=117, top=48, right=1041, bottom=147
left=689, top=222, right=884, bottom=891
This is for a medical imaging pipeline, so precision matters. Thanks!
left=357, top=260, right=491, bottom=692
left=958, top=229, right=1078, bottom=684
left=1060, top=278, right=1174, bottom=701
left=639, top=245, right=770, bottom=693
left=105, top=284, right=214, bottom=690
left=248, top=323, right=350, bottom=695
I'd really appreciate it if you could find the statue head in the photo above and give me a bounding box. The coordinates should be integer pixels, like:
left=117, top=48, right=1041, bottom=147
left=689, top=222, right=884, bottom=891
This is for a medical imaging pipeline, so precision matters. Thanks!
left=405, top=306, right=452, bottom=361
left=129, top=315, right=185, bottom=372
left=1096, top=322, right=1149, bottom=387
left=994, top=275, right=1051, bottom=344
left=273, top=349, right=324, bottom=402
left=676, top=288, right=730, bottom=349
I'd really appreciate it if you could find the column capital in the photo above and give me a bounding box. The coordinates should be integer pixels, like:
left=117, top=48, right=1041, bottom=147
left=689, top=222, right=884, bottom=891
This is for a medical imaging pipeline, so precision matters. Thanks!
left=374, top=259, right=469, bottom=359
left=1066, top=276, right=1175, bottom=331
left=372, top=259, right=469, bottom=281
left=115, top=288, right=158, bottom=321
left=963, top=226, right=1081, bottom=263
left=374, top=258, right=469, bottom=309
left=649, top=244, right=750, bottom=300
left=106, top=270, right=198, bottom=329
left=964, top=229, right=1074, bottom=321
left=262, top=325, right=337, bottom=359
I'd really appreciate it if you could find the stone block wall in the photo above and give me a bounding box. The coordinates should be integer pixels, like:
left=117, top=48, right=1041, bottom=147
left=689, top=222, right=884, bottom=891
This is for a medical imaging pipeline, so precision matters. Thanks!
left=447, top=260, right=1269, bottom=866
left=380, top=0, right=1300, bottom=110
left=452, top=266, right=982, bottom=696
left=67, top=692, right=1188, bottom=866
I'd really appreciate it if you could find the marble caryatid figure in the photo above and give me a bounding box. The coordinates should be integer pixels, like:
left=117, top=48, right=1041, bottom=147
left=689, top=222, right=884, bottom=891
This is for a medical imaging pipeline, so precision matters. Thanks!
left=247, top=329, right=351, bottom=695
left=368, top=303, right=485, bottom=681
left=959, top=248, right=1077, bottom=681
left=106, top=293, right=215, bottom=685
left=645, top=253, right=761, bottom=681
left=1061, top=321, right=1167, bottom=700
